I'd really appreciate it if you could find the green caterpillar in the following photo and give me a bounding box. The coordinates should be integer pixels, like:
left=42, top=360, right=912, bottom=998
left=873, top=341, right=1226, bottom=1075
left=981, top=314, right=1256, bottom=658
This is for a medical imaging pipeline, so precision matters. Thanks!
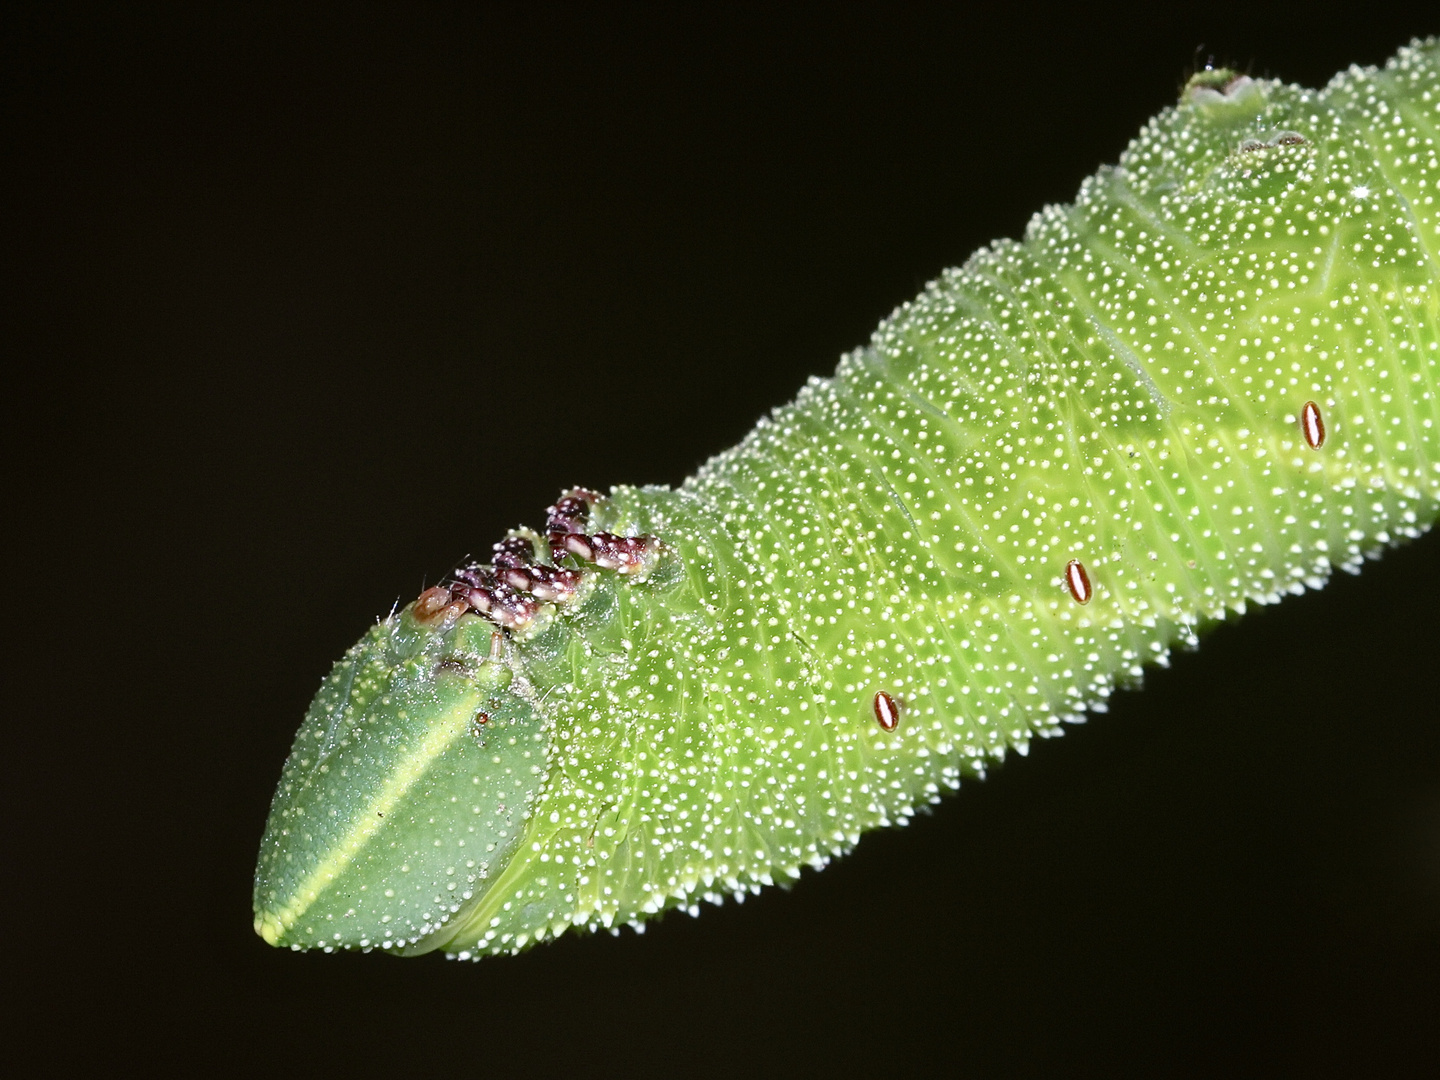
left=254, top=40, right=1440, bottom=959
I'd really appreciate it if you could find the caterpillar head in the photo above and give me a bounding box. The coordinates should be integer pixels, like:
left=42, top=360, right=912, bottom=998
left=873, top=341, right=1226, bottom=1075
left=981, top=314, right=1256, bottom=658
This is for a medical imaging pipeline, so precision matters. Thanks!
left=252, top=604, right=546, bottom=953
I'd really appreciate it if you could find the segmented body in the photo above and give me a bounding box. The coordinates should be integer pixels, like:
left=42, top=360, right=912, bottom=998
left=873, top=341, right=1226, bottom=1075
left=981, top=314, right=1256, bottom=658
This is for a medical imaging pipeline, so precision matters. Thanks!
left=255, top=41, right=1440, bottom=958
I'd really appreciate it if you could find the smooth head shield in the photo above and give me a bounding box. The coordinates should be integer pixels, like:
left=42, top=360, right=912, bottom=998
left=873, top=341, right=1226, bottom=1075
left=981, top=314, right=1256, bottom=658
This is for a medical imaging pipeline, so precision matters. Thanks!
left=253, top=607, right=546, bottom=952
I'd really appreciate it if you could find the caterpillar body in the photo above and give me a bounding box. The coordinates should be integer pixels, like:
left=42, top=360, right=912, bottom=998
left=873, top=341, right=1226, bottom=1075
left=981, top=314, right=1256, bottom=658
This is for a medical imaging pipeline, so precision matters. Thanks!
left=255, top=41, right=1440, bottom=959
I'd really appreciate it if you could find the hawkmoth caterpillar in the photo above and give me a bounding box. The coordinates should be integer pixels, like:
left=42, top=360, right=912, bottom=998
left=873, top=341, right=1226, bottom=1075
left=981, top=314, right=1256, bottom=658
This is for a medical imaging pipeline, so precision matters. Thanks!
left=254, top=40, right=1440, bottom=959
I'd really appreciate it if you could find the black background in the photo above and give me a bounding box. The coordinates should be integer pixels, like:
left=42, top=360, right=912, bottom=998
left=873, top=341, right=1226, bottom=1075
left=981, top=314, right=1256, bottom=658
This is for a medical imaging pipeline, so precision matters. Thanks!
left=9, top=4, right=1440, bottom=1076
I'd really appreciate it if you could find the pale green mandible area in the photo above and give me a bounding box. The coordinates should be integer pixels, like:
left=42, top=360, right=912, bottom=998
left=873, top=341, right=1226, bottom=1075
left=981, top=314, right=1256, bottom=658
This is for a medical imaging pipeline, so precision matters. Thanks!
left=254, top=40, right=1440, bottom=959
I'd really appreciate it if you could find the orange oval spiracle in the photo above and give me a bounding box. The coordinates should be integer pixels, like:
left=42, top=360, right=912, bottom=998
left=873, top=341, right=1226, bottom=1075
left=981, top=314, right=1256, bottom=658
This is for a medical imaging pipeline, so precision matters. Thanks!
left=872, top=690, right=900, bottom=732
left=1300, top=400, right=1326, bottom=450
left=1064, top=559, right=1092, bottom=605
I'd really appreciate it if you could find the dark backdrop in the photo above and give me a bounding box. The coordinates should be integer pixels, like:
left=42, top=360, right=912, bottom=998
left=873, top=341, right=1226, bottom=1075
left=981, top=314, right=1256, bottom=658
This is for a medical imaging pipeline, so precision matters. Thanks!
left=9, top=4, right=1440, bottom=1075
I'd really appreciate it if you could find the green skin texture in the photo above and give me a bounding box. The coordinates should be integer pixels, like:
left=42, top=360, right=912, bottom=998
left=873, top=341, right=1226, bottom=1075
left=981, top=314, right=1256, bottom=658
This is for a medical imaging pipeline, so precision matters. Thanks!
left=255, top=40, right=1440, bottom=958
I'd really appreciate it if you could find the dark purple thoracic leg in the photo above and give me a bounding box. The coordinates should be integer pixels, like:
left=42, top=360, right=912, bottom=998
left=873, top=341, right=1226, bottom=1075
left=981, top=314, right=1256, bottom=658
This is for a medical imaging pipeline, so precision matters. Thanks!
left=412, top=487, right=660, bottom=632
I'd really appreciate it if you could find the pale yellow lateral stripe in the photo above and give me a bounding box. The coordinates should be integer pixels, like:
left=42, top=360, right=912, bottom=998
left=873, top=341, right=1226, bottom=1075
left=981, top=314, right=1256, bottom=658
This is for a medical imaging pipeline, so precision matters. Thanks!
left=256, top=689, right=480, bottom=945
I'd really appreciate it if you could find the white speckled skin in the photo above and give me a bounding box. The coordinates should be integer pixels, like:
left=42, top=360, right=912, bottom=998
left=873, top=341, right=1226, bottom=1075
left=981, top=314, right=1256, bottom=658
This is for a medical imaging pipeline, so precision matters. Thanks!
left=255, top=41, right=1440, bottom=958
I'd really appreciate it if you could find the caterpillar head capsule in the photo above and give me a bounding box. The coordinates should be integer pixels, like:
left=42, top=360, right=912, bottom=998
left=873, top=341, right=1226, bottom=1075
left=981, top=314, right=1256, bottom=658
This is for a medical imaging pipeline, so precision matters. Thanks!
left=252, top=604, right=546, bottom=953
